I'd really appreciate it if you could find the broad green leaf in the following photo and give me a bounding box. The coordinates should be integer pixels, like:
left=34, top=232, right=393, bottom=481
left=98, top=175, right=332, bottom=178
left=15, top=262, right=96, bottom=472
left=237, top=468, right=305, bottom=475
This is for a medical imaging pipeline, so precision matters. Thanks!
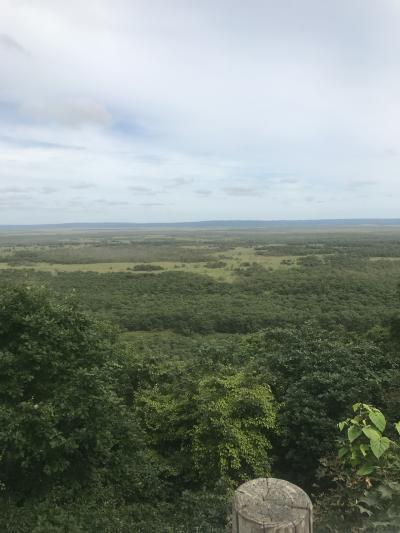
left=338, top=421, right=346, bottom=431
left=395, top=421, right=400, bottom=436
left=348, top=425, right=362, bottom=443
left=352, top=403, right=361, bottom=412
left=369, top=410, right=386, bottom=433
left=362, top=426, right=381, bottom=441
left=359, top=443, right=369, bottom=457
left=370, top=436, right=390, bottom=459
left=357, top=464, right=374, bottom=476
left=338, top=446, right=348, bottom=459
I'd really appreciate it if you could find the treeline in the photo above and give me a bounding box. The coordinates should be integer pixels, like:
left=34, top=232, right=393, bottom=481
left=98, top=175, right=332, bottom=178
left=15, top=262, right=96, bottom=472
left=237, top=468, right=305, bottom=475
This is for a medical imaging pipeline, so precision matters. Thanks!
left=1, top=242, right=216, bottom=265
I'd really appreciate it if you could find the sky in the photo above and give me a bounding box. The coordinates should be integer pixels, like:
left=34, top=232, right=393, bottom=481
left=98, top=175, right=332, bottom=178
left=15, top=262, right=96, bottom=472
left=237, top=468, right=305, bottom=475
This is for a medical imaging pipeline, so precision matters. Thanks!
left=0, top=0, right=399, bottom=224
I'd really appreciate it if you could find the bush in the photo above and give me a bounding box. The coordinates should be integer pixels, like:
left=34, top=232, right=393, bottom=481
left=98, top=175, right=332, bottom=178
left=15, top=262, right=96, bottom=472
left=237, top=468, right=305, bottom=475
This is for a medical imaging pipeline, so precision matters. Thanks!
left=204, top=261, right=227, bottom=269
left=130, top=264, right=164, bottom=271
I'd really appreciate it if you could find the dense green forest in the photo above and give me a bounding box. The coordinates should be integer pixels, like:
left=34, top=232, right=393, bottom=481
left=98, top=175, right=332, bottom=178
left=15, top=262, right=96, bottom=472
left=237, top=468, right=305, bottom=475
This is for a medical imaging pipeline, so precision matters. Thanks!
left=1, top=226, right=400, bottom=531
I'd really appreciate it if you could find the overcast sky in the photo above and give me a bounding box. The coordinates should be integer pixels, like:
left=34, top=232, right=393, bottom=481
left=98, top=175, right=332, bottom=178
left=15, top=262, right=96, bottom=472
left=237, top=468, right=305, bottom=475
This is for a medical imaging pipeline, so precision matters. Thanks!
left=0, top=0, right=399, bottom=223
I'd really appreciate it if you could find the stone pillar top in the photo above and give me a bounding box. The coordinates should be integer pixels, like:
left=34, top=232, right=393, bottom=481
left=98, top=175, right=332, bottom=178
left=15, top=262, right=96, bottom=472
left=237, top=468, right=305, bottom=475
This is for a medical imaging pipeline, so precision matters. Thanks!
left=233, top=477, right=313, bottom=531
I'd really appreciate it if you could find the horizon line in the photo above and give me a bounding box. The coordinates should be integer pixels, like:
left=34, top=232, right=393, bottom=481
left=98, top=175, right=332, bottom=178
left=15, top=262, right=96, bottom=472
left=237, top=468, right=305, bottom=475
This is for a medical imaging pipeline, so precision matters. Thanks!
left=1, top=217, right=400, bottom=229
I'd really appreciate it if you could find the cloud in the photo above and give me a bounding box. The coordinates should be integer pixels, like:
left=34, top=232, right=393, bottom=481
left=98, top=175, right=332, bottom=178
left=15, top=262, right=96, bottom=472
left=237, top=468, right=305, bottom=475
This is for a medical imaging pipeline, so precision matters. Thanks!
left=0, top=33, right=28, bottom=55
left=0, top=135, right=85, bottom=150
left=195, top=189, right=212, bottom=197
left=346, top=180, right=377, bottom=189
left=139, top=202, right=168, bottom=207
left=95, top=198, right=130, bottom=206
left=1, top=0, right=400, bottom=222
left=222, top=186, right=264, bottom=197
left=69, top=182, right=95, bottom=190
left=279, top=177, right=300, bottom=184
left=0, top=186, right=32, bottom=194
left=129, top=186, right=158, bottom=195
left=163, top=177, right=193, bottom=189
left=0, top=194, right=34, bottom=208
left=67, top=197, right=85, bottom=206
left=379, top=148, right=400, bottom=158
left=18, top=99, right=112, bottom=128
left=41, top=186, right=59, bottom=194
left=136, top=154, right=166, bottom=164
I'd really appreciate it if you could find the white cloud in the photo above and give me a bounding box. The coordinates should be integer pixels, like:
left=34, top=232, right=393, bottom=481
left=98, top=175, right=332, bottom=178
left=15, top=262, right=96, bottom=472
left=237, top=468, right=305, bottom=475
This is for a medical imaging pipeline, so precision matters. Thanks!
left=0, top=33, right=28, bottom=55
left=0, top=0, right=399, bottom=222
left=18, top=99, right=112, bottom=127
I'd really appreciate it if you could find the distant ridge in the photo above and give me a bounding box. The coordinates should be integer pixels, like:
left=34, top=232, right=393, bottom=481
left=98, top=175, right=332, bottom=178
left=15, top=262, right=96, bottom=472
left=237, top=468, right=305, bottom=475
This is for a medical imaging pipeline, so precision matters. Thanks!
left=1, top=219, right=400, bottom=231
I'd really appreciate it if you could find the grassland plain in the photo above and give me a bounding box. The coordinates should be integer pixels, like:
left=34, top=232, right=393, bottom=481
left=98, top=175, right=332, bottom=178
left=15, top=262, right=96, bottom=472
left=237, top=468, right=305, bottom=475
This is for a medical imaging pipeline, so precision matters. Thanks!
left=2, top=226, right=400, bottom=274
left=0, top=248, right=297, bottom=280
left=1, top=225, right=400, bottom=339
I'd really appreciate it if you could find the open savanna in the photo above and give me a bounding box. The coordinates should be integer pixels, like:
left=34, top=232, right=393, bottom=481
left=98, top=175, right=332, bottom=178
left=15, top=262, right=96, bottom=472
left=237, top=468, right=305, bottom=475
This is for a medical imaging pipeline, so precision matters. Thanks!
left=2, top=224, right=400, bottom=340
left=0, top=235, right=299, bottom=280
left=1, top=226, right=400, bottom=281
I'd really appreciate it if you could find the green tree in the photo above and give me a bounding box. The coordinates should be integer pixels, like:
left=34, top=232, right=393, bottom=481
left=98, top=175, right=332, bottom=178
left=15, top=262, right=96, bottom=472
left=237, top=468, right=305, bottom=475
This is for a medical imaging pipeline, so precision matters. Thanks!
left=244, top=324, right=390, bottom=487
left=192, top=372, right=277, bottom=487
left=0, top=285, right=159, bottom=501
left=137, top=368, right=277, bottom=489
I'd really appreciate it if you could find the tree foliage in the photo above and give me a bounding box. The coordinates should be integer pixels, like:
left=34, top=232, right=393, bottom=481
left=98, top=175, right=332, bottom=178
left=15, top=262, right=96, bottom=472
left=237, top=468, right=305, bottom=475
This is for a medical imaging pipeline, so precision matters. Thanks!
left=136, top=367, right=277, bottom=490
left=243, top=325, right=391, bottom=486
left=0, top=286, right=162, bottom=528
left=316, top=404, right=400, bottom=531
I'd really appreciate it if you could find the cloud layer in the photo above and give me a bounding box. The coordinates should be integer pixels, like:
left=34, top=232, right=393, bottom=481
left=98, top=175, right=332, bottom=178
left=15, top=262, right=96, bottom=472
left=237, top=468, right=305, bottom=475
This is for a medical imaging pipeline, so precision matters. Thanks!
left=0, top=0, right=399, bottom=223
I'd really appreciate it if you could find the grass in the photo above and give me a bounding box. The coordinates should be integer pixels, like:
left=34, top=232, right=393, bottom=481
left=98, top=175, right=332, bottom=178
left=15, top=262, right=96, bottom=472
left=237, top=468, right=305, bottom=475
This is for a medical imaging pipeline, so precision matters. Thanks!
left=0, top=246, right=297, bottom=281
left=0, top=261, right=140, bottom=273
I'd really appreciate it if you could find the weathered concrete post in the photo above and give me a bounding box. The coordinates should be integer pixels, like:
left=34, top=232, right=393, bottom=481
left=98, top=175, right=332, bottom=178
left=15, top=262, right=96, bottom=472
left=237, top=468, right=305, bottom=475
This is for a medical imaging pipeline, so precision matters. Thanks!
left=232, top=478, right=313, bottom=533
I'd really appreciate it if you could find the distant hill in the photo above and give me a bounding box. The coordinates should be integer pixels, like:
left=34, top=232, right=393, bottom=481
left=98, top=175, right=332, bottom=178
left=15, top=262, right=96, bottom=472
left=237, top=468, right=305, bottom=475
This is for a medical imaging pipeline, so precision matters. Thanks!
left=1, top=219, right=400, bottom=232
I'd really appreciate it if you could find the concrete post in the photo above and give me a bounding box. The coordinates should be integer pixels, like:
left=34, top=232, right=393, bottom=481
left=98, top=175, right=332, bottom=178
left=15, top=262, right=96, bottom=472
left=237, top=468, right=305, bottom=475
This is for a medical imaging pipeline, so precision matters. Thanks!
left=232, top=478, right=313, bottom=533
